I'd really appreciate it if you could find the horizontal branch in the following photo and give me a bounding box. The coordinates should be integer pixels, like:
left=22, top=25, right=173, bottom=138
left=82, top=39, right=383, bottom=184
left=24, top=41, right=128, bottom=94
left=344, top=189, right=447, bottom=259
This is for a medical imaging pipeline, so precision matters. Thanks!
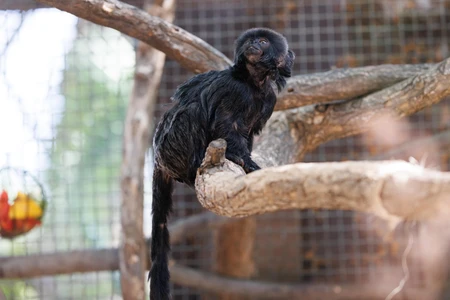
left=170, top=263, right=431, bottom=300
left=275, top=64, right=434, bottom=110
left=297, top=57, right=450, bottom=155
left=254, top=56, right=450, bottom=164
left=196, top=146, right=450, bottom=220
left=0, top=247, right=432, bottom=299
left=0, top=0, right=148, bottom=11
left=0, top=248, right=119, bottom=278
left=0, top=212, right=228, bottom=278
left=36, top=0, right=231, bottom=73
left=6, top=211, right=432, bottom=299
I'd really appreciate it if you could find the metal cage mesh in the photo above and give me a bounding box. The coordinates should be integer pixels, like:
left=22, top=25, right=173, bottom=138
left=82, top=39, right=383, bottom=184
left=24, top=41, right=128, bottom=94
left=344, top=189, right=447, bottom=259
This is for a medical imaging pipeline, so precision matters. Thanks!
left=0, top=0, right=449, bottom=299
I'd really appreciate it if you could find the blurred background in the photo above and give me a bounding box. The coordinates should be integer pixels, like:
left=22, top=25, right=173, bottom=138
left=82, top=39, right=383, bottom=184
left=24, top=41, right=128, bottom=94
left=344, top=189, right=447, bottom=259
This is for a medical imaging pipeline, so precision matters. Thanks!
left=0, top=0, right=449, bottom=299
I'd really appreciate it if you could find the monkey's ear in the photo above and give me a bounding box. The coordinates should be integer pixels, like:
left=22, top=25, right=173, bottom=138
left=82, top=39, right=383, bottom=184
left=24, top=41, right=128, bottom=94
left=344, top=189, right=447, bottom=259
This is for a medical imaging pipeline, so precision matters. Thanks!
left=278, top=50, right=295, bottom=78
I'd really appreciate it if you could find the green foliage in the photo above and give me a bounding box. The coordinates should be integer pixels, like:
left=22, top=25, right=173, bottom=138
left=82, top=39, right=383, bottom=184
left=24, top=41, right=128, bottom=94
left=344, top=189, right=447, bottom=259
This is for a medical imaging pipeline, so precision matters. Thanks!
left=0, top=282, right=38, bottom=300
left=47, top=26, right=134, bottom=249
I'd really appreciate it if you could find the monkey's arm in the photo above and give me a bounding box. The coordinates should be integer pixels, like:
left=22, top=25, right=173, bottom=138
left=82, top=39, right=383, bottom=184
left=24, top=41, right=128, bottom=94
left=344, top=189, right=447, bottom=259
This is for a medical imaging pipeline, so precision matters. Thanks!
left=224, top=130, right=260, bottom=173
left=209, top=106, right=260, bottom=173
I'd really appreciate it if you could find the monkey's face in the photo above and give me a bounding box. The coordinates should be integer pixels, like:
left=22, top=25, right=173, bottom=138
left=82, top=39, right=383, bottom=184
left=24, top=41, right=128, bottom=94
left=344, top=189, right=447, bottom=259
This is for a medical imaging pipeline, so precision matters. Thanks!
left=234, top=28, right=295, bottom=90
left=243, top=37, right=271, bottom=64
left=234, top=28, right=294, bottom=76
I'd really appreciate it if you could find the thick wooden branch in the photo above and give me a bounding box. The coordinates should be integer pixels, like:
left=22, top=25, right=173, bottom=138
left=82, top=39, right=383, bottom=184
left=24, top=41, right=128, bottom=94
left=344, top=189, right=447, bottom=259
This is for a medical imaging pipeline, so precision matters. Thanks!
left=35, top=0, right=231, bottom=73
left=275, top=64, right=433, bottom=111
left=297, top=57, right=450, bottom=155
left=196, top=146, right=450, bottom=221
left=254, top=57, right=450, bottom=164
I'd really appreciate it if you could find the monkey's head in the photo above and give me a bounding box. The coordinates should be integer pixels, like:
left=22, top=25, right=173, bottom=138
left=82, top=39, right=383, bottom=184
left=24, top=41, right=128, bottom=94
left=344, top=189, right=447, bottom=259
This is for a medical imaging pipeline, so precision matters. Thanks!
left=234, top=28, right=295, bottom=91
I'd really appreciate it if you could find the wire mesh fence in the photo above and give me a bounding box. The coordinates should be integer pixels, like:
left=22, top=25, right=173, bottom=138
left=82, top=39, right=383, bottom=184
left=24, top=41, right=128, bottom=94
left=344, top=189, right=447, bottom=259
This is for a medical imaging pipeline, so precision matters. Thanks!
left=0, top=0, right=449, bottom=299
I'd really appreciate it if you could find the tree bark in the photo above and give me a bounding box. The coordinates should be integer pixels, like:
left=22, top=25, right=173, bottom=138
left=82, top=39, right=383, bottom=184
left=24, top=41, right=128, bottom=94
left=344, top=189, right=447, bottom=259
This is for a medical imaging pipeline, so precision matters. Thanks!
left=0, top=0, right=147, bottom=11
left=275, top=63, right=434, bottom=110
left=196, top=155, right=450, bottom=222
left=298, top=58, right=450, bottom=154
left=254, top=57, right=450, bottom=164
left=213, top=217, right=256, bottom=300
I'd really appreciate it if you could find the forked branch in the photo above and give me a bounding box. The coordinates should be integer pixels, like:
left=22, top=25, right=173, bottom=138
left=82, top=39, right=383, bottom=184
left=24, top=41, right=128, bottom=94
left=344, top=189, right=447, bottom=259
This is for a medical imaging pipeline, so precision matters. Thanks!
left=254, top=57, right=450, bottom=164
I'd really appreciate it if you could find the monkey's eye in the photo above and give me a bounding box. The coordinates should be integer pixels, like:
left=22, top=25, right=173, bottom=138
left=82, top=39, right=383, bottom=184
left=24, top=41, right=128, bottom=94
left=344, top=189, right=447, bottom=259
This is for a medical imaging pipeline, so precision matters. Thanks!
left=259, top=39, right=268, bottom=44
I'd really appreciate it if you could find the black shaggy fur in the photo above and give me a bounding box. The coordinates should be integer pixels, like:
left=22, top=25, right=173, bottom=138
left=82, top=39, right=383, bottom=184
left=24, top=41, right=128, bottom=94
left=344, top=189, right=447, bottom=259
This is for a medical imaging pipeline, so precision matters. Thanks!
left=150, top=28, right=294, bottom=299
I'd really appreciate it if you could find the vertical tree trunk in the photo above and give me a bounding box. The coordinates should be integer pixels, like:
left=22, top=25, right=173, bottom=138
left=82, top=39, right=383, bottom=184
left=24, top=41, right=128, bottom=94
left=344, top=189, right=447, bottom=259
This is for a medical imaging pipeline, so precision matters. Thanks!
left=119, top=1, right=175, bottom=299
left=213, top=217, right=256, bottom=300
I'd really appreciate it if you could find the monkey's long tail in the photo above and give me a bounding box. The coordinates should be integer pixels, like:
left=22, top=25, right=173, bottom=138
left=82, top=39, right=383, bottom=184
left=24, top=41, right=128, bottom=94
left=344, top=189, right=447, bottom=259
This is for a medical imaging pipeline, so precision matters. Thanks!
left=149, top=167, right=173, bottom=300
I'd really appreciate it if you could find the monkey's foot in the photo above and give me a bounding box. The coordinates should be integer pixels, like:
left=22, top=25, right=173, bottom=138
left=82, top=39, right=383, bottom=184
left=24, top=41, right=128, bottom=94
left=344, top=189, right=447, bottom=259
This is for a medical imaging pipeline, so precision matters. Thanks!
left=243, top=159, right=260, bottom=173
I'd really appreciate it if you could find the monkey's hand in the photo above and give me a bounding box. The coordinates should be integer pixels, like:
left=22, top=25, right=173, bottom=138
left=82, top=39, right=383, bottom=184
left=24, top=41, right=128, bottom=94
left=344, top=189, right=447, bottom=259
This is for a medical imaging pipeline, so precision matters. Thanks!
left=243, top=158, right=260, bottom=173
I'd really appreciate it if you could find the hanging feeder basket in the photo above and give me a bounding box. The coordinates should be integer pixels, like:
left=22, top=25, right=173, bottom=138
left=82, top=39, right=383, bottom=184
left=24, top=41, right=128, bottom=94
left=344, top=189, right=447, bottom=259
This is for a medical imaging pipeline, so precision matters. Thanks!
left=0, top=167, right=47, bottom=239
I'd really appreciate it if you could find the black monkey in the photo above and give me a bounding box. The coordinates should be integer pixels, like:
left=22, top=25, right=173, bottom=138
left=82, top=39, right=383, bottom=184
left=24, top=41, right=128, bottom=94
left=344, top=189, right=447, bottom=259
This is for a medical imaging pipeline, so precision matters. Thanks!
left=150, top=28, right=294, bottom=300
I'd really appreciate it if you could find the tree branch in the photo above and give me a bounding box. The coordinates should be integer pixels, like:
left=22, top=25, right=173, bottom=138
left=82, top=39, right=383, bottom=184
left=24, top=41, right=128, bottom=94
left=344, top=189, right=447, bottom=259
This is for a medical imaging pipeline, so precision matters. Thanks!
left=1, top=212, right=440, bottom=300
left=196, top=146, right=450, bottom=221
left=0, top=246, right=434, bottom=299
left=275, top=64, right=434, bottom=111
left=118, top=1, right=174, bottom=298
left=0, top=0, right=150, bottom=11
left=254, top=57, right=450, bottom=164
left=35, top=0, right=232, bottom=73
left=35, top=0, right=438, bottom=114
left=297, top=57, right=450, bottom=156
left=0, top=212, right=229, bottom=278
left=0, top=248, right=119, bottom=278
left=170, top=263, right=432, bottom=300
